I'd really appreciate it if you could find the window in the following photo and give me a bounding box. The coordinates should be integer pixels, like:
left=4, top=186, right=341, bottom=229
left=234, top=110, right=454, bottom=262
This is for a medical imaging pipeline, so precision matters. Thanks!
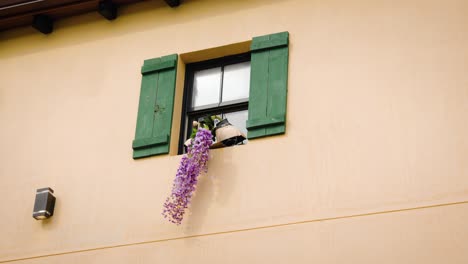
left=179, top=53, right=251, bottom=153
left=131, top=32, right=289, bottom=159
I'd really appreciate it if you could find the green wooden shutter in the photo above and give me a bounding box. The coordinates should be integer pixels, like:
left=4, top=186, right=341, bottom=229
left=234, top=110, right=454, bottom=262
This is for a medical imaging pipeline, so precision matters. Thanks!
left=246, top=32, right=289, bottom=139
left=132, top=54, right=178, bottom=159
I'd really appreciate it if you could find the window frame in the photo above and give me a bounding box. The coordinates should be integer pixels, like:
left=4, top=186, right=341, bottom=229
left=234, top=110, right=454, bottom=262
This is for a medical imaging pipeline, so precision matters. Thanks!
left=178, top=52, right=251, bottom=154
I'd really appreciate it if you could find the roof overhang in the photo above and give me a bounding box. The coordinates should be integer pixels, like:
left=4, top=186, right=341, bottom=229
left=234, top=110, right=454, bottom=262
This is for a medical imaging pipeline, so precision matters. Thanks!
left=0, top=0, right=180, bottom=33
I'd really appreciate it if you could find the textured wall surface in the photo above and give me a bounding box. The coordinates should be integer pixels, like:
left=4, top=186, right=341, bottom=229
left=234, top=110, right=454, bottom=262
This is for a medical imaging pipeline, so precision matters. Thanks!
left=1, top=0, right=467, bottom=263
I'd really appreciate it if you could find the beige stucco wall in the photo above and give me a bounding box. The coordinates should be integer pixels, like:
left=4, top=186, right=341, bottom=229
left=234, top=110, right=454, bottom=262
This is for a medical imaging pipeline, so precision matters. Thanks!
left=0, top=0, right=467, bottom=263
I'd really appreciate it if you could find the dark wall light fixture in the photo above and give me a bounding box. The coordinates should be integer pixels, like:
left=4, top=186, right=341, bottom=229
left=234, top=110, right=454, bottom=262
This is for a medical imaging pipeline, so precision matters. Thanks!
left=32, top=187, right=56, bottom=220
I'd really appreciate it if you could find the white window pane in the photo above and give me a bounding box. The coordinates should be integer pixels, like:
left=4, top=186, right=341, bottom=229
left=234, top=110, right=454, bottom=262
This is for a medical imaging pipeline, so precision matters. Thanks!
left=192, top=67, right=222, bottom=108
left=222, top=62, right=250, bottom=103
left=224, top=110, right=248, bottom=137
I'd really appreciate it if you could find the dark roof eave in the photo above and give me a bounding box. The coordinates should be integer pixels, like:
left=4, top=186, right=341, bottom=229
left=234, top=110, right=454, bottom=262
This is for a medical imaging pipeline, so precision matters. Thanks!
left=0, top=0, right=181, bottom=33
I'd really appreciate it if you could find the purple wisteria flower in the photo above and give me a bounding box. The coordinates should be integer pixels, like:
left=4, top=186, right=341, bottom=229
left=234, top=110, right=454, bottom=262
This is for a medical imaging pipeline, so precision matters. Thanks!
left=162, top=128, right=213, bottom=225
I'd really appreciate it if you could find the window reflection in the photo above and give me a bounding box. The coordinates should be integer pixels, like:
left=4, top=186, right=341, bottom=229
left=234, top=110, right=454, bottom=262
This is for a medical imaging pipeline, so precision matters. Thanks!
left=222, top=62, right=250, bottom=103
left=192, top=67, right=221, bottom=108
left=223, top=110, right=248, bottom=140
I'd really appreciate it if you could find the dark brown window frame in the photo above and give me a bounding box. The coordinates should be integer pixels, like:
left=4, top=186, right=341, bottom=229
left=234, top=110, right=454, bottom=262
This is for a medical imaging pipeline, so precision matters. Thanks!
left=178, top=52, right=251, bottom=154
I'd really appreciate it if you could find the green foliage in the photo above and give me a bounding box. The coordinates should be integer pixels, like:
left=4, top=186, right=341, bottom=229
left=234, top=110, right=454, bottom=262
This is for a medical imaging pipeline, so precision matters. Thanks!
left=190, top=115, right=222, bottom=140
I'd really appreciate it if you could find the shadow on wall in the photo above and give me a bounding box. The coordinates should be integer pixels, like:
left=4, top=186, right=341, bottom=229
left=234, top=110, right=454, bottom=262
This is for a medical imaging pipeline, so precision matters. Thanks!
left=183, top=147, right=238, bottom=234
left=0, top=0, right=293, bottom=59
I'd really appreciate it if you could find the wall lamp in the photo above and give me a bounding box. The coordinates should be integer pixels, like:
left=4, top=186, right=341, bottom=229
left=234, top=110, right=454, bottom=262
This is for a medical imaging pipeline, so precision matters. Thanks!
left=33, top=187, right=56, bottom=220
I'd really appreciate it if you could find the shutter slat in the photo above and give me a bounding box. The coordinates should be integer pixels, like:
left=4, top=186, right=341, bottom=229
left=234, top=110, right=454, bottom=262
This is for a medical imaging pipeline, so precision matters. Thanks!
left=266, top=43, right=288, bottom=136
left=250, top=37, right=288, bottom=52
left=247, top=47, right=270, bottom=139
left=246, top=116, right=285, bottom=129
left=134, top=69, right=159, bottom=141
left=132, top=135, right=169, bottom=149
left=141, top=60, right=177, bottom=74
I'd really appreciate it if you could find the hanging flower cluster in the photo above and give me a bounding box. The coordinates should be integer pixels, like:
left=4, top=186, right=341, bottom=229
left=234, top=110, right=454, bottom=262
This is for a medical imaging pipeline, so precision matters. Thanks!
left=162, top=128, right=213, bottom=225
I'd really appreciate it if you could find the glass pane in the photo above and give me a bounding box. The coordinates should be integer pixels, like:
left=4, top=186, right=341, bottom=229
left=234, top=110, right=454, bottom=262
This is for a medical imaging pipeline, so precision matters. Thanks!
left=224, top=110, right=249, bottom=139
left=222, top=62, right=250, bottom=103
left=192, top=67, right=222, bottom=108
